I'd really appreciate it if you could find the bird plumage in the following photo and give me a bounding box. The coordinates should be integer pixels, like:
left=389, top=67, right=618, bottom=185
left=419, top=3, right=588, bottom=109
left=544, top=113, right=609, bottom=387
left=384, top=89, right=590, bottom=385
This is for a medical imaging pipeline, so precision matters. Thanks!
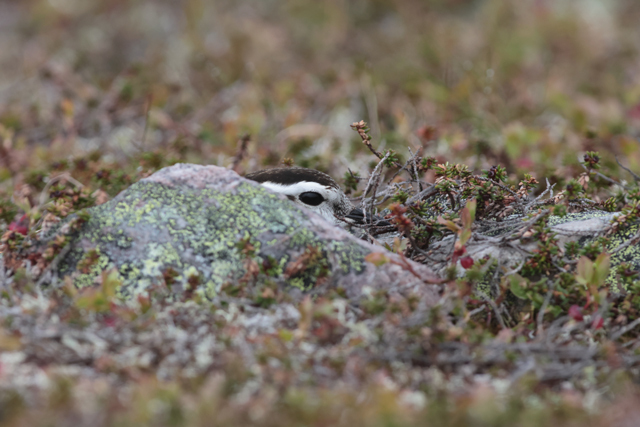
left=245, top=167, right=353, bottom=225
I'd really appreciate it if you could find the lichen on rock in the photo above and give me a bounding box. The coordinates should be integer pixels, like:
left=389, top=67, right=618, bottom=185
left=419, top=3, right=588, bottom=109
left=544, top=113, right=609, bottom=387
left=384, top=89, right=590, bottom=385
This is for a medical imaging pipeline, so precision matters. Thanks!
left=37, top=164, right=440, bottom=303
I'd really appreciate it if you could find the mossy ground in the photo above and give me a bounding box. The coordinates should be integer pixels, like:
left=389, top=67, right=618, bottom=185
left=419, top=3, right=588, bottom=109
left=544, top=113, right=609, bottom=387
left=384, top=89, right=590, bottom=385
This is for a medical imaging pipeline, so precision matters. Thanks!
left=3, top=1, right=640, bottom=426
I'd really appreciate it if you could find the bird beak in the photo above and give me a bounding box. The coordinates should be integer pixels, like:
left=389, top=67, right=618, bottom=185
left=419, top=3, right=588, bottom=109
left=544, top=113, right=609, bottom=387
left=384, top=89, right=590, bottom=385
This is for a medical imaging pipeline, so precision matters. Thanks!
left=345, top=207, right=391, bottom=227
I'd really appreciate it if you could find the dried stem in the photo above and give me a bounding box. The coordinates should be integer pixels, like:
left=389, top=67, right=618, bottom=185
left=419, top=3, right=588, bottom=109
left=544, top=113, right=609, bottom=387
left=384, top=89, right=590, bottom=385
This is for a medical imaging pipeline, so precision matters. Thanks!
left=230, top=134, right=251, bottom=173
left=351, top=120, right=403, bottom=169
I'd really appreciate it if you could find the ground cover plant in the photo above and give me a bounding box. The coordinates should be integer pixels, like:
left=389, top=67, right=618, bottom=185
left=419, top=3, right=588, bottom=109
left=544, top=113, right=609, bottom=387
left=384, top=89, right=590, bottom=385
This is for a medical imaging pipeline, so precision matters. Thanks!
left=2, top=0, right=640, bottom=425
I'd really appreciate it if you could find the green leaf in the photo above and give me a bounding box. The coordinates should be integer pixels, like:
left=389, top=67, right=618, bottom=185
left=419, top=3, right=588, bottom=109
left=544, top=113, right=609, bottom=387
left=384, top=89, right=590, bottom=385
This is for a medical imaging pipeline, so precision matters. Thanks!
left=593, top=252, right=611, bottom=286
left=509, top=275, right=528, bottom=299
left=576, top=256, right=594, bottom=286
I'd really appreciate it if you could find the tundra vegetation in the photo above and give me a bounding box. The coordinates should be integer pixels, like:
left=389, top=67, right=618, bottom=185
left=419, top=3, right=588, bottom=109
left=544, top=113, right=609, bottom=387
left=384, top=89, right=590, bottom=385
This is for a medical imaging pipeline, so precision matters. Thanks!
left=2, top=0, right=640, bottom=426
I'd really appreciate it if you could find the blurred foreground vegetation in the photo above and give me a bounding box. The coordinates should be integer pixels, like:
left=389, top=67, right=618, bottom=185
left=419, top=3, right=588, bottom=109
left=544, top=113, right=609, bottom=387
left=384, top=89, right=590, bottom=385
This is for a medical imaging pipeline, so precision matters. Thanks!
left=2, top=0, right=640, bottom=425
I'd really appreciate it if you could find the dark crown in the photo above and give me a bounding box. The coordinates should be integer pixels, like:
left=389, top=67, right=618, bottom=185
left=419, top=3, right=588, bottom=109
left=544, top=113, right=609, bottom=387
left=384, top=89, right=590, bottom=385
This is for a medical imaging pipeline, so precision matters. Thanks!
left=245, top=167, right=339, bottom=189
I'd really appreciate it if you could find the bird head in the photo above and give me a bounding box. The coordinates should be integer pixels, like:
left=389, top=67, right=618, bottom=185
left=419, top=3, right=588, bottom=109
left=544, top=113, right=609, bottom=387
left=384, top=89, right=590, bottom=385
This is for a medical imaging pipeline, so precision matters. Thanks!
left=245, top=167, right=357, bottom=225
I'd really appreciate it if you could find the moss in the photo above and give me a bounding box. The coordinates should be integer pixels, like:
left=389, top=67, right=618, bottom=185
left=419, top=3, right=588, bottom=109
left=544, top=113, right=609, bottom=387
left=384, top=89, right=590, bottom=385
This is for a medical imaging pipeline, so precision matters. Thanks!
left=50, top=181, right=368, bottom=299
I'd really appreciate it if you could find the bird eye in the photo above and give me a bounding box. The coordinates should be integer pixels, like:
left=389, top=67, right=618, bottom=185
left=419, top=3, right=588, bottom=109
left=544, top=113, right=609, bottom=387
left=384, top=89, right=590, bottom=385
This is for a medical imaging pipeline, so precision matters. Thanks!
left=299, top=192, right=324, bottom=206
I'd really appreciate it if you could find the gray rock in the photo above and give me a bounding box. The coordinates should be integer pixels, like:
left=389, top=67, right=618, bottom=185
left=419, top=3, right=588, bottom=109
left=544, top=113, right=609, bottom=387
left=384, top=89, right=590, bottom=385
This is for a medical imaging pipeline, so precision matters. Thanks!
left=40, top=164, right=441, bottom=304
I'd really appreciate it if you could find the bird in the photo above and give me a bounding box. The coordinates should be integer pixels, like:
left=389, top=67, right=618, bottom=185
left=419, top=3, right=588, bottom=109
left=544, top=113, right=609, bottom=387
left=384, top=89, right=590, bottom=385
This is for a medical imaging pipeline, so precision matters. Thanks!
left=245, top=167, right=388, bottom=228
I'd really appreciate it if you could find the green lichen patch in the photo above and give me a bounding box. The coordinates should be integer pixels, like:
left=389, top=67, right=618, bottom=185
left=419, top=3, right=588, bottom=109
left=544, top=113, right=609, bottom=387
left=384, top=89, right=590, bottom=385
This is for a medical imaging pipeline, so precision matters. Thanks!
left=600, top=223, right=640, bottom=292
left=49, top=179, right=368, bottom=299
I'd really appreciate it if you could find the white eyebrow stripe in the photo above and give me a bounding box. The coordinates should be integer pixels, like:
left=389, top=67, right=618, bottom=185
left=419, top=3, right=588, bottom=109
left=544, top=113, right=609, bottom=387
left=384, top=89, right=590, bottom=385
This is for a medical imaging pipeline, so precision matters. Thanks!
left=260, top=181, right=332, bottom=198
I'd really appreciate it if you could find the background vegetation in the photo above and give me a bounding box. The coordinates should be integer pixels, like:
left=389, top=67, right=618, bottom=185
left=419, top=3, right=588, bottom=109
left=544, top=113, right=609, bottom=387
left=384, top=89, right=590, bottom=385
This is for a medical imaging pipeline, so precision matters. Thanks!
left=2, top=0, right=640, bottom=425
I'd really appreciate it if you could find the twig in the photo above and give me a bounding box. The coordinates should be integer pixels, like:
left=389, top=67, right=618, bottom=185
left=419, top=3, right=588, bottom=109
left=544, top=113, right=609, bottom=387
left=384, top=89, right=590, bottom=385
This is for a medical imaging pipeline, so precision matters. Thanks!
left=536, top=280, right=556, bottom=337
left=351, top=120, right=403, bottom=168
left=466, top=306, right=486, bottom=318
left=616, top=155, right=640, bottom=182
left=230, top=134, right=251, bottom=173
left=35, top=245, right=72, bottom=288
left=530, top=184, right=553, bottom=207
left=501, top=209, right=550, bottom=242
left=477, top=291, right=507, bottom=330
left=543, top=315, right=572, bottom=345
left=347, top=168, right=366, bottom=181
left=490, top=256, right=503, bottom=297
left=525, top=178, right=555, bottom=213
left=409, top=147, right=423, bottom=192
left=406, top=186, right=436, bottom=205
left=141, top=93, right=153, bottom=151
left=503, top=260, right=525, bottom=277
left=610, top=317, right=640, bottom=341
left=361, top=152, right=390, bottom=224
left=581, top=164, right=626, bottom=190
left=387, top=148, right=424, bottom=184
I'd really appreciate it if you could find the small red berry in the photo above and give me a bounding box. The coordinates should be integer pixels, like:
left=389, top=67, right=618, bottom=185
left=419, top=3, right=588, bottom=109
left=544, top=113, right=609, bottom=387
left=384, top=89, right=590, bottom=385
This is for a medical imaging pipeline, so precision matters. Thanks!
left=460, top=256, right=474, bottom=269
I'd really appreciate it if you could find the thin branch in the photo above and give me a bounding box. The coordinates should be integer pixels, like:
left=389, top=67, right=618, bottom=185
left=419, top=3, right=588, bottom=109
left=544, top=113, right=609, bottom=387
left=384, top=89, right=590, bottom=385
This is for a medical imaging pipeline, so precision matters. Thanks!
left=477, top=291, right=507, bottom=330
left=536, top=280, right=556, bottom=337
left=581, top=164, right=627, bottom=190
left=361, top=151, right=390, bottom=224
left=351, top=120, right=403, bottom=169
left=409, top=147, right=423, bottom=192
left=141, top=93, right=153, bottom=151
left=35, top=244, right=72, bottom=288
left=230, top=134, right=251, bottom=173
left=616, top=155, right=640, bottom=182
left=610, top=317, right=640, bottom=341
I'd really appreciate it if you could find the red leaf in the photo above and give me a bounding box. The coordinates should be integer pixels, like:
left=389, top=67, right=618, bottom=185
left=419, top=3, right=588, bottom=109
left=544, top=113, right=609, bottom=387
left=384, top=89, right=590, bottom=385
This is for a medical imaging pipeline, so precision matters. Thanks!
left=591, top=314, right=604, bottom=330
left=416, top=125, right=437, bottom=141
left=515, top=156, right=535, bottom=169
left=8, top=214, right=28, bottom=235
left=568, top=305, right=584, bottom=322
left=628, top=104, right=640, bottom=120
left=103, top=314, right=117, bottom=328
left=451, top=245, right=466, bottom=263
